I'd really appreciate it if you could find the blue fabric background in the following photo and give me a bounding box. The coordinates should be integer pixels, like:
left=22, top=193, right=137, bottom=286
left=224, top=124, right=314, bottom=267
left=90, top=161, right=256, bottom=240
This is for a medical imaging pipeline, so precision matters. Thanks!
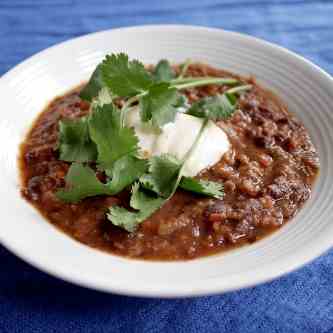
left=1, top=1, right=333, bottom=332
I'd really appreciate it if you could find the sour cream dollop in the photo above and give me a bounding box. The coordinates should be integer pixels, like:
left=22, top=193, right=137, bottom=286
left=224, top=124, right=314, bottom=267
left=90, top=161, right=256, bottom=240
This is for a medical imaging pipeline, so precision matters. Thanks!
left=125, top=107, right=230, bottom=177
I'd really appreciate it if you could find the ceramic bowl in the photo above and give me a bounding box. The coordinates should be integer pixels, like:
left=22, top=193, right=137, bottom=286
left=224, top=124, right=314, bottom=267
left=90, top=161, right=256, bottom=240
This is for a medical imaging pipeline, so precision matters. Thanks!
left=0, top=25, right=332, bottom=297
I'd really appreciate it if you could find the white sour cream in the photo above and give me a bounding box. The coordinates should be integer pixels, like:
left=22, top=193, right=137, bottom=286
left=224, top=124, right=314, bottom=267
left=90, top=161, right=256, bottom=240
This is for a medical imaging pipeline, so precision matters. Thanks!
left=125, top=107, right=230, bottom=177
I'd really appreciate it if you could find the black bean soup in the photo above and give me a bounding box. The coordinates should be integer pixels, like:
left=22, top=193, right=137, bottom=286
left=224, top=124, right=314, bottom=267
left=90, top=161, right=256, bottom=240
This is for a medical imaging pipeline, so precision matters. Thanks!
left=19, top=64, right=319, bottom=260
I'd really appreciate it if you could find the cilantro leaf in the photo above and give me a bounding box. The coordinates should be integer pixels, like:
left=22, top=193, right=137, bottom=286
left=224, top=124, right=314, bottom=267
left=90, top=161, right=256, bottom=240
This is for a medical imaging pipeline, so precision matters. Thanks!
left=100, top=53, right=153, bottom=97
left=139, top=154, right=181, bottom=198
left=56, top=156, right=147, bottom=203
left=180, top=177, right=224, bottom=199
left=80, top=65, right=104, bottom=101
left=96, top=87, right=113, bottom=106
left=173, top=94, right=188, bottom=108
left=153, top=59, right=175, bottom=82
left=107, top=155, right=148, bottom=192
left=56, top=163, right=110, bottom=202
left=186, top=92, right=237, bottom=121
left=58, top=117, right=97, bottom=162
left=139, top=155, right=224, bottom=200
left=108, top=173, right=224, bottom=232
left=130, top=183, right=164, bottom=212
left=140, top=82, right=179, bottom=127
left=107, top=207, right=140, bottom=233
left=88, top=103, right=139, bottom=170
left=107, top=183, right=164, bottom=232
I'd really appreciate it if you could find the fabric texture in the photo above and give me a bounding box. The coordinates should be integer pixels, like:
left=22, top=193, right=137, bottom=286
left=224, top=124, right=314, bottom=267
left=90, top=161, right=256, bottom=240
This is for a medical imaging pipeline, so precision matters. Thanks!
left=1, top=1, right=333, bottom=332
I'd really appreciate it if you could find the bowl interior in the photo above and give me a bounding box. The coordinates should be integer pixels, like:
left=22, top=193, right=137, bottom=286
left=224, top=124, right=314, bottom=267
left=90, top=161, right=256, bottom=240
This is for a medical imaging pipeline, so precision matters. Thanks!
left=0, top=25, right=332, bottom=297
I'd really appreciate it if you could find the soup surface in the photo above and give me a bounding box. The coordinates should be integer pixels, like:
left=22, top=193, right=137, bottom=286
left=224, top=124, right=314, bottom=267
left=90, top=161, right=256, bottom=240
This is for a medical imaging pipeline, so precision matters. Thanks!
left=19, top=64, right=319, bottom=260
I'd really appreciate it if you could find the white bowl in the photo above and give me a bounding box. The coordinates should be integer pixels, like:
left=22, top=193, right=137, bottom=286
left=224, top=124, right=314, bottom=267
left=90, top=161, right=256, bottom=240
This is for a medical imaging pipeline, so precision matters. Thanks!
left=0, top=25, right=332, bottom=298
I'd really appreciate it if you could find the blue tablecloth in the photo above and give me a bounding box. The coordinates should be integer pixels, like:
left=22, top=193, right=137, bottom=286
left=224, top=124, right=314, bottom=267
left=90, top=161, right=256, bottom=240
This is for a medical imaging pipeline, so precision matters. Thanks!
left=1, top=1, right=333, bottom=332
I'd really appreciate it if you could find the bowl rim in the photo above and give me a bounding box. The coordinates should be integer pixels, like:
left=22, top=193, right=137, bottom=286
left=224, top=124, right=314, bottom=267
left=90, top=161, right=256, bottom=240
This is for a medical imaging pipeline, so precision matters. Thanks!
left=1, top=24, right=333, bottom=298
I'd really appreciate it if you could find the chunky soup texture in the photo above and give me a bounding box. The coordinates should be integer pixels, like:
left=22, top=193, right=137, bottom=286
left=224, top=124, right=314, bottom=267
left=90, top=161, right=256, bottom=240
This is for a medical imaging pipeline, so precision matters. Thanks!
left=19, top=64, right=319, bottom=260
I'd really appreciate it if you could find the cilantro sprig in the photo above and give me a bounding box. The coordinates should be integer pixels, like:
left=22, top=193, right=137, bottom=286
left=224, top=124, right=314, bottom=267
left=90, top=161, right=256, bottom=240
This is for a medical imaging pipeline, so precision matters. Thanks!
left=186, top=92, right=237, bottom=121
left=57, top=156, right=147, bottom=203
left=108, top=119, right=211, bottom=231
left=56, top=102, right=147, bottom=202
left=186, top=85, right=252, bottom=121
left=100, top=53, right=153, bottom=97
left=57, top=163, right=112, bottom=202
left=80, top=53, right=239, bottom=128
left=56, top=53, right=252, bottom=232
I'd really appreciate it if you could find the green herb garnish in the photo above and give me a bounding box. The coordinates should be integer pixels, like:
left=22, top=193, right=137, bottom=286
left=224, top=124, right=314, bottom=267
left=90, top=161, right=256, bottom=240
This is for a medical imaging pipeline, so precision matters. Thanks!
left=57, top=53, right=252, bottom=232
left=107, top=183, right=164, bottom=232
left=100, top=53, right=153, bottom=97
left=180, top=177, right=224, bottom=199
left=56, top=156, right=148, bottom=203
left=81, top=53, right=239, bottom=129
left=56, top=163, right=111, bottom=202
left=108, top=119, right=210, bottom=231
left=88, top=103, right=139, bottom=171
left=153, top=59, right=175, bottom=82
left=139, top=154, right=182, bottom=198
left=80, top=65, right=104, bottom=102
left=186, top=92, right=237, bottom=121
left=140, top=82, right=179, bottom=128
left=58, top=117, right=97, bottom=162
left=186, top=85, right=252, bottom=120
left=106, top=155, right=148, bottom=194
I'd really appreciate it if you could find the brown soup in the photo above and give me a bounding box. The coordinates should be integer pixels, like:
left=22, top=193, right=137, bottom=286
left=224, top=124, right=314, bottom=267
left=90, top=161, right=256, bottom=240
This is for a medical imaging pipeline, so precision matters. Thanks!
left=19, top=64, right=319, bottom=260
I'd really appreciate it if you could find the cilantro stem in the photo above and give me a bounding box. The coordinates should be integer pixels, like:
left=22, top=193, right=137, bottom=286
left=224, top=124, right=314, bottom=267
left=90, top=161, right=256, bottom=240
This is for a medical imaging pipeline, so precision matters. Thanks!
left=172, top=78, right=239, bottom=90
left=171, top=77, right=238, bottom=85
left=226, top=84, right=253, bottom=94
left=120, top=94, right=144, bottom=127
left=167, top=118, right=209, bottom=199
left=178, top=59, right=191, bottom=79
left=118, top=76, right=249, bottom=128
left=181, top=118, right=208, bottom=164
left=119, top=78, right=242, bottom=126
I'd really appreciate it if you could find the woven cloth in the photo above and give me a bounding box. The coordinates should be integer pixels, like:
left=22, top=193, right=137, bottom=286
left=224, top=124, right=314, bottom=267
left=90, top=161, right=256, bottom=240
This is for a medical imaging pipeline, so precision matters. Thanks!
left=1, top=1, right=333, bottom=332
